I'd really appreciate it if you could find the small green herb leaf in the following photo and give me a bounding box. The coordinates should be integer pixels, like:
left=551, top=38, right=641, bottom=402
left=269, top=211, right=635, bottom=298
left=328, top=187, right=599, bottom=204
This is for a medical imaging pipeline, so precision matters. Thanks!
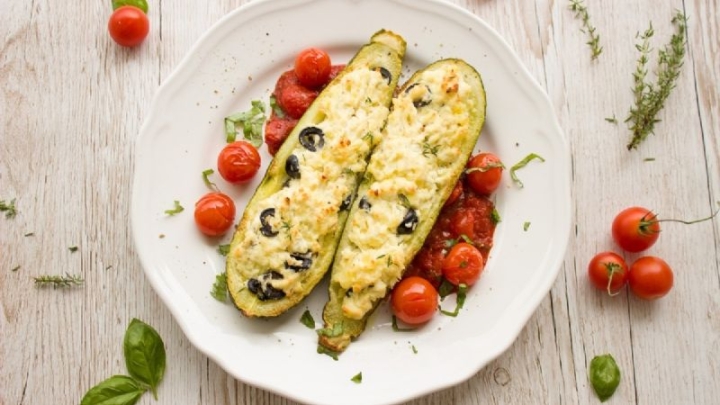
left=0, top=198, right=17, bottom=219
left=437, top=278, right=455, bottom=299
left=569, top=0, right=602, bottom=60
left=440, top=284, right=468, bottom=317
left=300, top=309, right=315, bottom=329
left=202, top=169, right=217, bottom=190
left=391, top=315, right=414, bottom=332
left=317, top=323, right=343, bottom=337
left=217, top=244, right=231, bottom=256
left=80, top=375, right=146, bottom=405
left=11, top=265, right=20, bottom=272
left=112, top=0, right=149, bottom=13
left=317, top=345, right=339, bottom=361
left=225, top=100, right=266, bottom=147
left=491, top=208, right=502, bottom=224
left=164, top=200, right=184, bottom=216
left=69, top=246, right=79, bottom=253
left=589, top=354, right=621, bottom=402
left=210, top=273, right=229, bottom=302
left=510, top=153, right=545, bottom=188
left=605, top=115, right=618, bottom=124
left=351, top=372, right=363, bottom=383
left=269, top=95, right=285, bottom=118
left=123, top=319, right=166, bottom=400
left=411, top=345, right=418, bottom=354
left=523, top=221, right=531, bottom=231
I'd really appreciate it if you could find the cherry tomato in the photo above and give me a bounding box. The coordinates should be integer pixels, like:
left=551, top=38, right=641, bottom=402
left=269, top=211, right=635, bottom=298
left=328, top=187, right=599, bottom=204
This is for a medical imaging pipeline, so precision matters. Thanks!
left=628, top=256, right=673, bottom=300
left=444, top=181, right=463, bottom=207
left=449, top=209, right=476, bottom=240
left=391, top=276, right=439, bottom=325
left=277, top=83, right=318, bottom=119
left=611, top=207, right=660, bottom=252
left=217, top=141, right=261, bottom=183
left=108, top=6, right=149, bottom=48
left=264, top=117, right=297, bottom=156
left=466, top=153, right=504, bottom=195
left=587, top=251, right=629, bottom=295
left=194, top=192, right=236, bottom=236
left=294, top=48, right=332, bottom=89
left=442, top=242, right=484, bottom=286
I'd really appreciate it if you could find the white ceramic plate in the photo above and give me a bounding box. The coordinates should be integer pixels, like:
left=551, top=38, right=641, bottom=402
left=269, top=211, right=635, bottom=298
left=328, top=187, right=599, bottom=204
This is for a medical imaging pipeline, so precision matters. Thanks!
left=131, top=0, right=571, bottom=404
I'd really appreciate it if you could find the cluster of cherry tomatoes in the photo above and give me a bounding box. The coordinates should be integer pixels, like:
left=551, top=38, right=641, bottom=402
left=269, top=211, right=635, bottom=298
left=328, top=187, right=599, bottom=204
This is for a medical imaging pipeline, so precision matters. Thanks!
left=193, top=48, right=334, bottom=237
left=390, top=152, right=503, bottom=326
left=108, top=0, right=150, bottom=48
left=588, top=207, right=673, bottom=300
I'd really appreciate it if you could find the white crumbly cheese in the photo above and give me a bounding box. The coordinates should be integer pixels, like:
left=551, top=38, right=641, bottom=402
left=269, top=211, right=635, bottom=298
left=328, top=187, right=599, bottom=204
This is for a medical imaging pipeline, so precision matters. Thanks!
left=232, top=67, right=390, bottom=296
left=334, top=65, right=473, bottom=319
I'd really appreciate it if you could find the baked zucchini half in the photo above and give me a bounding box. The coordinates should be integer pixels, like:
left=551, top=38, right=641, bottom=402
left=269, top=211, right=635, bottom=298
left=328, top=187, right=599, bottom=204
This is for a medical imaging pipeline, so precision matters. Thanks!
left=226, top=30, right=406, bottom=317
left=319, top=58, right=487, bottom=352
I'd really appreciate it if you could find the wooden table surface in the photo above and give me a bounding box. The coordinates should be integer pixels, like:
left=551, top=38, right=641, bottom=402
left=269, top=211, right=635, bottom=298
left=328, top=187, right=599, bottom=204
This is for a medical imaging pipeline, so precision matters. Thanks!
left=2, top=0, right=719, bottom=404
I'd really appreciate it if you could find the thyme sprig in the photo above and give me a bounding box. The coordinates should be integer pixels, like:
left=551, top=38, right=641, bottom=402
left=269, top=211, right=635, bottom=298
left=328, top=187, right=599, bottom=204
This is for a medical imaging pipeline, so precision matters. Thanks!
left=33, top=273, right=84, bottom=288
left=626, top=11, right=687, bottom=150
left=569, top=0, right=602, bottom=60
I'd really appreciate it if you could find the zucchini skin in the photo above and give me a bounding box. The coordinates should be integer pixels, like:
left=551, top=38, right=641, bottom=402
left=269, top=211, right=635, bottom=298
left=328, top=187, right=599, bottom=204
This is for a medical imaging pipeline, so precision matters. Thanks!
left=226, top=30, right=407, bottom=318
left=319, top=58, right=487, bottom=352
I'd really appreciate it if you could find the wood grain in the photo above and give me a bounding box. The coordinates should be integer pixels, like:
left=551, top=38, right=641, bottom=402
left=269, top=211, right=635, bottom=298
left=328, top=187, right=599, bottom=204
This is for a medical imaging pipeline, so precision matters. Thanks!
left=1, top=0, right=718, bottom=404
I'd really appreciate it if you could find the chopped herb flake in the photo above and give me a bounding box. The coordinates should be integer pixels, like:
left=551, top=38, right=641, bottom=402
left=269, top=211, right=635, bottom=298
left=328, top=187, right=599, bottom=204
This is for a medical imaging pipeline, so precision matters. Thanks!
left=210, top=273, right=229, bottom=302
left=224, top=100, right=266, bottom=147
left=440, top=284, right=468, bottom=317
left=317, top=345, right=339, bottom=361
left=165, top=200, right=184, bottom=216
left=24, top=232, right=34, bottom=237
left=269, top=95, right=285, bottom=118
left=605, top=115, right=618, bottom=124
left=69, top=246, right=79, bottom=253
left=491, top=208, right=502, bottom=224
left=0, top=199, right=17, bottom=219
left=202, top=169, right=217, bottom=190
left=438, top=278, right=454, bottom=299
left=523, top=221, right=531, bottom=231
left=300, top=309, right=315, bottom=329
left=510, top=153, right=545, bottom=188
left=351, top=372, right=362, bottom=383
left=217, top=244, right=231, bottom=256
left=11, top=265, right=20, bottom=272
left=644, top=157, right=656, bottom=162
left=411, top=345, right=418, bottom=354
left=317, top=323, right=343, bottom=337
left=391, top=315, right=414, bottom=332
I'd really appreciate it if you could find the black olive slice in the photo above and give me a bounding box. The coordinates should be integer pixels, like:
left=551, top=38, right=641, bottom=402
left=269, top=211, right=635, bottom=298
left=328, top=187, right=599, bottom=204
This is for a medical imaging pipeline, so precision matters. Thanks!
left=340, top=193, right=354, bottom=211
left=377, top=67, right=392, bottom=84
left=285, top=252, right=313, bottom=272
left=285, top=154, right=300, bottom=179
left=259, top=208, right=279, bottom=237
left=345, top=288, right=353, bottom=297
left=247, top=271, right=286, bottom=301
left=397, top=208, right=419, bottom=234
left=298, top=127, right=325, bottom=152
left=404, top=83, right=432, bottom=108
left=358, top=196, right=371, bottom=211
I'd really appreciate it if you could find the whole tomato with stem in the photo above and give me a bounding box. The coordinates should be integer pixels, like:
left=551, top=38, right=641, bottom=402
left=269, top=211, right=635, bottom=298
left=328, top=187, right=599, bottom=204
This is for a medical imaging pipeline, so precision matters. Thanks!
left=628, top=256, right=673, bottom=300
left=391, top=276, right=439, bottom=325
left=611, top=207, right=660, bottom=252
left=587, top=251, right=629, bottom=296
left=194, top=192, right=236, bottom=236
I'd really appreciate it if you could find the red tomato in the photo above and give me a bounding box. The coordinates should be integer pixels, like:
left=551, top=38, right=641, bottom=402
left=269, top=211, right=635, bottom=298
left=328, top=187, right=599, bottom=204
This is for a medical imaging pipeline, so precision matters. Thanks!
left=294, top=48, right=332, bottom=88
left=587, top=251, right=629, bottom=295
left=449, top=209, right=476, bottom=240
left=391, top=276, right=439, bottom=325
left=277, top=83, right=318, bottom=119
left=444, top=181, right=463, bottom=207
left=217, top=141, right=261, bottom=183
left=264, top=117, right=297, bottom=156
left=441, top=242, right=484, bottom=286
left=108, top=6, right=149, bottom=48
left=194, top=192, right=236, bottom=236
left=628, top=256, right=673, bottom=300
left=466, top=153, right=504, bottom=195
left=612, top=207, right=660, bottom=252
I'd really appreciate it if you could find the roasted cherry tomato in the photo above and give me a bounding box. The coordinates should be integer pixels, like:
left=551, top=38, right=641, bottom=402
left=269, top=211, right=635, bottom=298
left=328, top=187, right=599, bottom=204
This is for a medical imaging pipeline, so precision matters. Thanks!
left=294, top=48, right=332, bottom=89
left=391, top=276, right=439, bottom=325
left=449, top=209, right=476, bottom=240
left=628, top=256, right=673, bottom=300
left=108, top=6, right=149, bottom=48
left=587, top=251, right=629, bottom=295
left=611, top=207, right=660, bottom=252
left=194, top=192, right=236, bottom=236
left=217, top=141, right=261, bottom=183
left=277, top=83, right=318, bottom=119
left=444, top=181, right=463, bottom=207
left=442, top=242, right=484, bottom=286
left=466, top=153, right=504, bottom=195
left=264, top=117, right=297, bottom=156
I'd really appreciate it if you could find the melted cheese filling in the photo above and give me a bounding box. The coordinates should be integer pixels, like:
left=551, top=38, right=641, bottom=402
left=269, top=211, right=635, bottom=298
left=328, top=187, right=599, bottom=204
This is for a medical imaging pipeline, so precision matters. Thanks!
left=232, top=67, right=390, bottom=296
left=334, top=65, right=473, bottom=319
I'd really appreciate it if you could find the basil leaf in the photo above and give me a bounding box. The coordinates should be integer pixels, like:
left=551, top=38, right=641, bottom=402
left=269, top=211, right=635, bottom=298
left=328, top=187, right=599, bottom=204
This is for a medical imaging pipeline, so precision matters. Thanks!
left=112, top=0, right=149, bottom=13
left=589, top=354, right=621, bottom=402
left=80, top=375, right=146, bottom=405
left=123, top=319, right=166, bottom=399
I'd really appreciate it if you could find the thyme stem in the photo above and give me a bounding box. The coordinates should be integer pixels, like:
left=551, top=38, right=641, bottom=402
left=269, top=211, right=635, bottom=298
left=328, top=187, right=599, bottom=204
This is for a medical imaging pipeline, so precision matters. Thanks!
left=569, top=0, right=603, bottom=60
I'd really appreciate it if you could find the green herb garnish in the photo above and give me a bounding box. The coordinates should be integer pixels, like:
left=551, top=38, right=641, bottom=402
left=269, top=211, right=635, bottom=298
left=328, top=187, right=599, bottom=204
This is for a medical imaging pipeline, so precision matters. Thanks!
left=24, top=232, right=34, bottom=237
left=0, top=198, right=17, bottom=219
left=123, top=319, right=166, bottom=400
left=164, top=200, right=184, bottom=216
left=317, top=323, right=343, bottom=337
left=510, top=153, right=545, bottom=188
left=210, top=273, right=229, bottom=302
left=11, top=265, right=20, bottom=272
left=569, top=0, right=602, bottom=60
left=589, top=354, right=621, bottom=402
left=605, top=115, right=618, bottom=124
left=317, top=345, right=339, bottom=361
left=391, top=315, right=414, bottom=332
left=202, top=169, right=217, bottom=190
left=217, top=244, right=230, bottom=256
left=224, top=100, right=266, bottom=147
left=440, top=283, right=468, bottom=317
left=411, top=345, right=418, bottom=354
left=269, top=95, right=285, bottom=118
left=300, top=309, right=315, bottom=329
left=351, top=372, right=363, bottom=383
left=33, top=273, right=84, bottom=288
left=438, top=278, right=455, bottom=299
left=523, top=221, right=531, bottom=231
left=465, top=161, right=505, bottom=174
left=626, top=11, right=687, bottom=150
left=69, top=246, right=79, bottom=253
left=644, top=157, right=656, bottom=162
left=491, top=208, right=502, bottom=224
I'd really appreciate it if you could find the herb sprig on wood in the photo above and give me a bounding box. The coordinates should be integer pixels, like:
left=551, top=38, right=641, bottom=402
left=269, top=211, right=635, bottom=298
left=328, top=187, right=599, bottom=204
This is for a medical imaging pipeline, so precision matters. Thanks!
left=33, top=273, right=84, bottom=288
left=626, top=11, right=687, bottom=150
left=569, top=0, right=603, bottom=60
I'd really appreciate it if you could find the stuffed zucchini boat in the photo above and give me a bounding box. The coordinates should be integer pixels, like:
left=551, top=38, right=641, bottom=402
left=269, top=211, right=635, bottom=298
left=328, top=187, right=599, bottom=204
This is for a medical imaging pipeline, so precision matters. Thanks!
left=226, top=30, right=406, bottom=317
left=319, top=58, right=487, bottom=352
